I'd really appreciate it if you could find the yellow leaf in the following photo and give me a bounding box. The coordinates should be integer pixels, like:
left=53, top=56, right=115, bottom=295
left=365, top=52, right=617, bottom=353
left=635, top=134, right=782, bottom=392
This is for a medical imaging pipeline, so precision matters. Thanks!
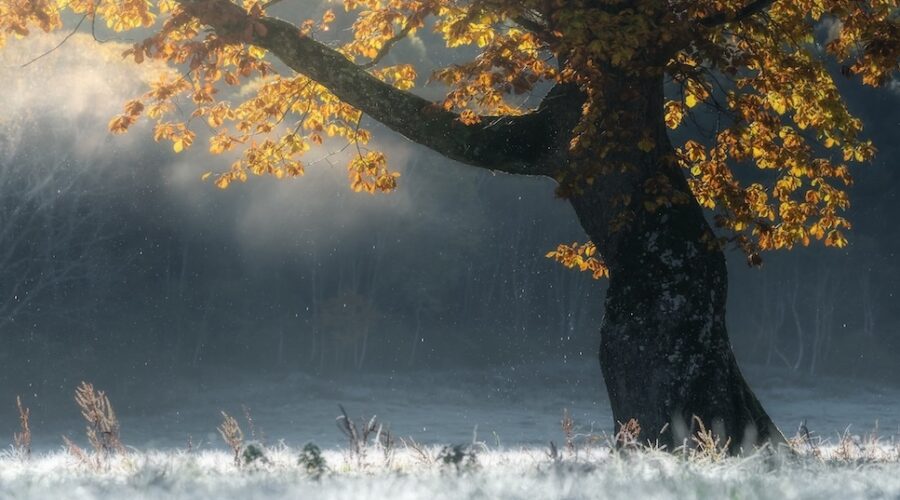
left=664, top=101, right=683, bottom=129
left=685, top=93, right=698, bottom=108
left=766, top=92, right=787, bottom=114
left=825, top=230, right=848, bottom=248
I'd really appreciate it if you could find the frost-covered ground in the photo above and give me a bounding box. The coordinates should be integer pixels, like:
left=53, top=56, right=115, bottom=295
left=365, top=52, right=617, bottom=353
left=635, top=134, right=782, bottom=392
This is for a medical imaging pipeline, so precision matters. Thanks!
left=5, top=359, right=900, bottom=499
left=4, top=445, right=900, bottom=499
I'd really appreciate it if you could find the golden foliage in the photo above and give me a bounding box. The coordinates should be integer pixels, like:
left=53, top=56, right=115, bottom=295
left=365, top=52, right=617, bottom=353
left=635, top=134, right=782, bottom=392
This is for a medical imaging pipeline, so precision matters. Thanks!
left=2, top=0, right=896, bottom=273
left=665, top=0, right=887, bottom=255
left=546, top=241, right=609, bottom=280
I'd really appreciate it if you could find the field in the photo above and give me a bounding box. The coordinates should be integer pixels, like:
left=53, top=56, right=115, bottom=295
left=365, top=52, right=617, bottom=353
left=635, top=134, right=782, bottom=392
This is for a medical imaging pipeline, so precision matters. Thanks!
left=3, top=441, right=900, bottom=499
left=3, top=360, right=900, bottom=499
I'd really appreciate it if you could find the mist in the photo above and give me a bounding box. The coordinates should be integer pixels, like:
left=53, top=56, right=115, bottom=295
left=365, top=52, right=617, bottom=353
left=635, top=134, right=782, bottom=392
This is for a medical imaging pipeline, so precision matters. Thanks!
left=1, top=18, right=900, bottom=496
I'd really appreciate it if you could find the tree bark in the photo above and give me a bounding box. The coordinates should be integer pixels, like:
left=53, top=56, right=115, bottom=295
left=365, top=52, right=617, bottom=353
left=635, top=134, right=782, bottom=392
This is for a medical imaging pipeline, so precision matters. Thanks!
left=578, top=186, right=783, bottom=452
left=566, top=74, right=785, bottom=453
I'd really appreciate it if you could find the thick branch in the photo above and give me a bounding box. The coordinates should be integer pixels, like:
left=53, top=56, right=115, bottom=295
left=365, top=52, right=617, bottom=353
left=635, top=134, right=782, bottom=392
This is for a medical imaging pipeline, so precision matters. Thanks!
left=182, top=0, right=556, bottom=176
left=698, top=0, right=774, bottom=27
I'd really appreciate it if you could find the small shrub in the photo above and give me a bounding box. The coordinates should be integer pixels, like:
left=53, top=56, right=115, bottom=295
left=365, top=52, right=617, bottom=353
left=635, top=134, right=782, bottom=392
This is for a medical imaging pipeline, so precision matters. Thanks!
left=438, top=444, right=478, bottom=472
left=298, top=443, right=328, bottom=477
left=241, top=441, right=268, bottom=466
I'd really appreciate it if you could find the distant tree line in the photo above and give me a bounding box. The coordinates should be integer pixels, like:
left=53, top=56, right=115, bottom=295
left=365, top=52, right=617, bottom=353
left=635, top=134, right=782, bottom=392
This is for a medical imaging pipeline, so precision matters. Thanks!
left=1, top=150, right=897, bottom=389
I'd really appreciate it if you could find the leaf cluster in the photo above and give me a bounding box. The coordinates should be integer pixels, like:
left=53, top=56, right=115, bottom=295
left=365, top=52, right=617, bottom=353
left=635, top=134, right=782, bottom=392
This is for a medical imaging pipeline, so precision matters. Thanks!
left=3, top=0, right=896, bottom=275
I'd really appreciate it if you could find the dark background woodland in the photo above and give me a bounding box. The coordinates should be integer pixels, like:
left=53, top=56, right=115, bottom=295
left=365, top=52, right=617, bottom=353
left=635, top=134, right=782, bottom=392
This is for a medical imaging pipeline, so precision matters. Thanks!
left=0, top=29, right=898, bottom=401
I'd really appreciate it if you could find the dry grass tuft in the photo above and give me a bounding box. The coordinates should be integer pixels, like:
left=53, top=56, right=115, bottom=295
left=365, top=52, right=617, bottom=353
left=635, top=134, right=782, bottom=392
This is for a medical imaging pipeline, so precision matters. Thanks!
left=13, top=395, right=31, bottom=459
left=790, top=419, right=822, bottom=458
left=834, top=430, right=859, bottom=461
left=74, top=382, right=124, bottom=456
left=561, top=408, right=575, bottom=454
left=400, top=436, right=435, bottom=465
left=615, top=418, right=642, bottom=449
left=687, top=416, right=731, bottom=462
left=828, top=426, right=887, bottom=463
left=336, top=404, right=393, bottom=466
left=61, top=435, right=92, bottom=468
left=218, top=411, right=244, bottom=467
left=547, top=441, right=560, bottom=462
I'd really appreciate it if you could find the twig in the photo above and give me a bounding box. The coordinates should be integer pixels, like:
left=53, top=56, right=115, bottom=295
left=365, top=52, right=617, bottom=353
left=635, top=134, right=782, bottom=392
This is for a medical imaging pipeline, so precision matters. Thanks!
left=22, top=14, right=88, bottom=68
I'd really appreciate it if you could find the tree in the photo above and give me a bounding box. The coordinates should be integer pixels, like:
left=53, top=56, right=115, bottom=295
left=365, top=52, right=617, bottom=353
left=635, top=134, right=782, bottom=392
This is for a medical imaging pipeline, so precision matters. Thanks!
left=4, top=0, right=896, bottom=452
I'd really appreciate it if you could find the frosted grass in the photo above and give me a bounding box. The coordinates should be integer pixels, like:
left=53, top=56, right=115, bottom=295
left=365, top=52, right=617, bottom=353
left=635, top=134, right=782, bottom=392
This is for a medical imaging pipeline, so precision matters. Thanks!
left=2, top=444, right=900, bottom=499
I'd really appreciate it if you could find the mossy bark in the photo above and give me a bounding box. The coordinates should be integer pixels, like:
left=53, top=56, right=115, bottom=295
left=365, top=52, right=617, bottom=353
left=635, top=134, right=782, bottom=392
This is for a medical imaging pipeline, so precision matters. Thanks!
left=566, top=74, right=785, bottom=453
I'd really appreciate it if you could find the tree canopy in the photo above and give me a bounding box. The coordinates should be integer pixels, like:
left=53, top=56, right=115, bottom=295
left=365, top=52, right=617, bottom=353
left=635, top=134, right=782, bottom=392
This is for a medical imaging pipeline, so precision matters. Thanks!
left=2, top=0, right=897, bottom=270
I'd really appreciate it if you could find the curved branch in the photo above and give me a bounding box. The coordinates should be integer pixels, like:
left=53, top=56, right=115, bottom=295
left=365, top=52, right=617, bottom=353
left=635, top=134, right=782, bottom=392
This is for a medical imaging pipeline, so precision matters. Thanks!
left=181, top=0, right=556, bottom=176
left=22, top=14, right=87, bottom=68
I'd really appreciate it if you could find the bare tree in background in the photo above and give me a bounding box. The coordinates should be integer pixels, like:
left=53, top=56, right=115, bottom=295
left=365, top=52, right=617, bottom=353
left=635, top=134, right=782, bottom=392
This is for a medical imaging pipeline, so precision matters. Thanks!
left=0, top=147, right=116, bottom=335
left=754, top=272, right=789, bottom=368
left=859, top=269, right=877, bottom=339
left=808, top=264, right=842, bottom=377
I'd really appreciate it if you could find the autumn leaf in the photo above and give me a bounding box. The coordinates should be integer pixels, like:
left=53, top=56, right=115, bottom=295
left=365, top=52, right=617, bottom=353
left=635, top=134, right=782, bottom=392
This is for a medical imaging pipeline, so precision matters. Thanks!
left=685, top=93, right=698, bottom=108
left=664, top=101, right=684, bottom=129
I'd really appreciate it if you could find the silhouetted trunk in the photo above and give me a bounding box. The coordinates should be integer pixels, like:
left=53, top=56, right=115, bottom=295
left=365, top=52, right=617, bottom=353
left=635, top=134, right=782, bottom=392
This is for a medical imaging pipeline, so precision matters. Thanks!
left=565, top=73, right=784, bottom=453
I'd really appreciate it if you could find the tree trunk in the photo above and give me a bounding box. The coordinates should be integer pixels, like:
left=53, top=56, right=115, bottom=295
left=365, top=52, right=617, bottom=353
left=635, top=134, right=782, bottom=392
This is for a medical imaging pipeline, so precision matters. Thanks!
left=564, top=73, right=785, bottom=453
